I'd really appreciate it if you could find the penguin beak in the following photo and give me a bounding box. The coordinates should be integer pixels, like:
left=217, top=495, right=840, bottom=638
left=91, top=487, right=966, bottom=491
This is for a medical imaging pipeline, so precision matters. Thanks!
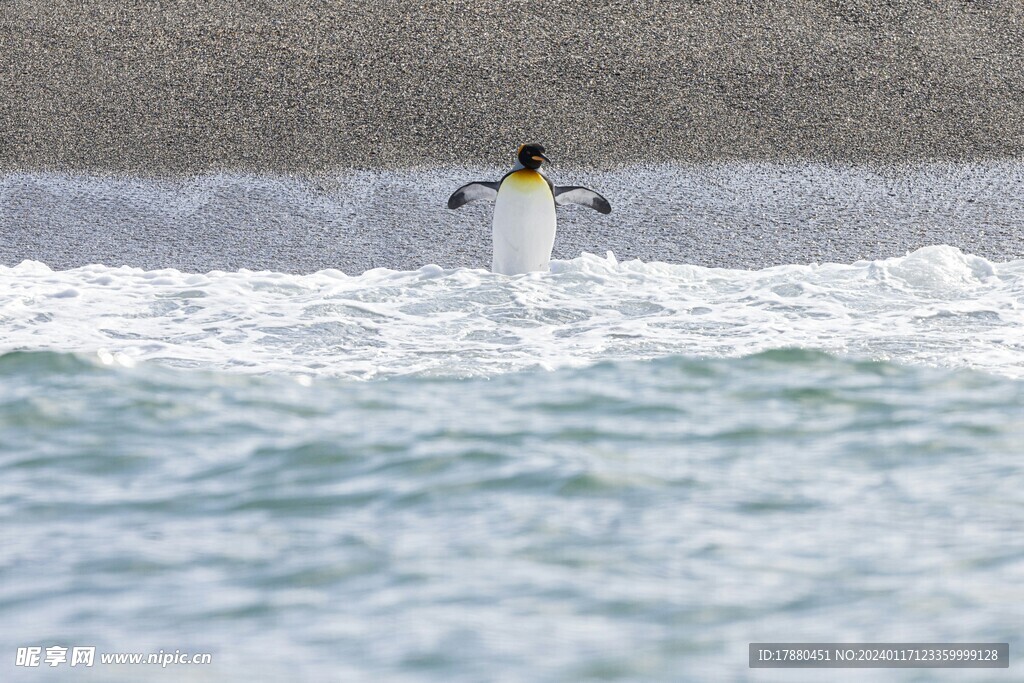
left=532, top=153, right=550, bottom=165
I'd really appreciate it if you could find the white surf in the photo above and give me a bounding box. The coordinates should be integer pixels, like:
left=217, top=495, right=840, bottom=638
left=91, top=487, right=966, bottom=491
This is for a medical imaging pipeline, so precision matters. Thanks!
left=3, top=246, right=1024, bottom=380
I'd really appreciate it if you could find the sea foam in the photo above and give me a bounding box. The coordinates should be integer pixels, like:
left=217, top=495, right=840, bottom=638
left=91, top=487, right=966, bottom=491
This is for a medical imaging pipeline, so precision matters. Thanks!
left=0, top=245, right=1021, bottom=379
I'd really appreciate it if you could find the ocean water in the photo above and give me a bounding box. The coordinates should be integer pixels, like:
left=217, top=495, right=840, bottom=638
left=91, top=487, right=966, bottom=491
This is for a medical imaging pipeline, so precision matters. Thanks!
left=1, top=248, right=1023, bottom=681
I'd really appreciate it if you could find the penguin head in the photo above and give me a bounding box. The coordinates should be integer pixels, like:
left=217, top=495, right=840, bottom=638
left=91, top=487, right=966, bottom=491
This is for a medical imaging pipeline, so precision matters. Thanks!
left=517, top=143, right=549, bottom=170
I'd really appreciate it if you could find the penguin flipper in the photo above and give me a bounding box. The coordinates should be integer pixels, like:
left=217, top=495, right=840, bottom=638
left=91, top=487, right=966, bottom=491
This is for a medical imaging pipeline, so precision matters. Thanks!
left=554, top=186, right=612, bottom=214
left=447, top=182, right=500, bottom=209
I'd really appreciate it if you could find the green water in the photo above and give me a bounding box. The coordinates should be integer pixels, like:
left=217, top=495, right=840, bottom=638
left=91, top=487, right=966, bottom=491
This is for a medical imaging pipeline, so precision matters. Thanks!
left=1, top=349, right=1020, bottom=681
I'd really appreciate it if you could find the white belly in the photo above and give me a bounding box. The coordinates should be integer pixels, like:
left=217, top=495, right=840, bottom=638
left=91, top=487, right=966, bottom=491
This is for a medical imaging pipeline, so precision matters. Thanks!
left=491, top=170, right=557, bottom=275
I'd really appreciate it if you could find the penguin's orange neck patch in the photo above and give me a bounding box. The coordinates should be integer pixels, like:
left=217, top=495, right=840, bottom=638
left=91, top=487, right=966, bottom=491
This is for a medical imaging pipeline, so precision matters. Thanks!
left=507, top=168, right=546, bottom=186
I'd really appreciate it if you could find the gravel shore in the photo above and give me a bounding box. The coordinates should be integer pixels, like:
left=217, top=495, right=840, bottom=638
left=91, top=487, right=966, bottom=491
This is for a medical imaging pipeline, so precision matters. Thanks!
left=3, top=3, right=1024, bottom=272
left=3, top=164, right=1022, bottom=274
left=3, top=2, right=1024, bottom=173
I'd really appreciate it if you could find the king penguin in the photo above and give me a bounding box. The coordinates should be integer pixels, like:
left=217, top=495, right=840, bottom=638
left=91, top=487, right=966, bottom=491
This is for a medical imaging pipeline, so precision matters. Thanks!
left=447, top=144, right=611, bottom=275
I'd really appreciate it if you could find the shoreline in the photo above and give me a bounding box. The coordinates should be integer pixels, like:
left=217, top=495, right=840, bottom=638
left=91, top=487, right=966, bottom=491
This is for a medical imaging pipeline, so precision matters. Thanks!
left=3, top=162, right=1022, bottom=274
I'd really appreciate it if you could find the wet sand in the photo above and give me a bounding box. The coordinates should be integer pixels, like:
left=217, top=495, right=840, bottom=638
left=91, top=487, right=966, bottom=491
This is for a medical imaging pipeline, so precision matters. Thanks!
left=3, top=164, right=1022, bottom=274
